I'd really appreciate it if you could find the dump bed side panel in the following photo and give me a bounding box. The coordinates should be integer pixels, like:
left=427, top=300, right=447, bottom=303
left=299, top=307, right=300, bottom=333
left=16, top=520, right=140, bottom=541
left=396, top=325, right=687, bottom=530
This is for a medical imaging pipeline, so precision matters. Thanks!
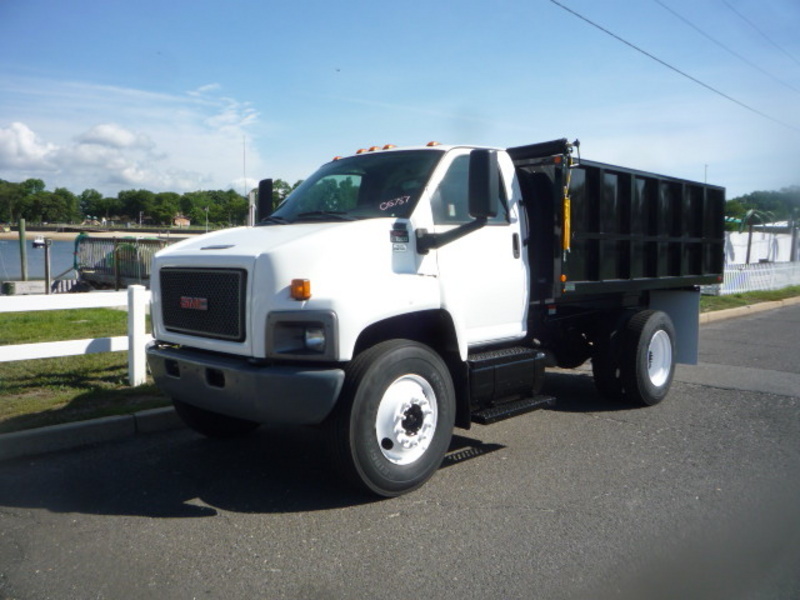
left=511, top=146, right=725, bottom=303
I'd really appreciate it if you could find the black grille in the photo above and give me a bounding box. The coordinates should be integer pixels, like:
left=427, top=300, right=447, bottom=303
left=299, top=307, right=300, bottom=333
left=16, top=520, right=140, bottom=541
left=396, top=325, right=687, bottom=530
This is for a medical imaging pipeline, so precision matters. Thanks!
left=160, top=268, right=247, bottom=341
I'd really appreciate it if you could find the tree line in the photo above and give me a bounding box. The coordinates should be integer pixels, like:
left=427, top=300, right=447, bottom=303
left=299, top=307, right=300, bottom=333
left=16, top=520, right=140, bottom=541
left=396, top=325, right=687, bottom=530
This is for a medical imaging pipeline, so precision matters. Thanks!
left=0, top=178, right=301, bottom=227
left=1, top=177, right=797, bottom=229
left=725, top=186, right=799, bottom=230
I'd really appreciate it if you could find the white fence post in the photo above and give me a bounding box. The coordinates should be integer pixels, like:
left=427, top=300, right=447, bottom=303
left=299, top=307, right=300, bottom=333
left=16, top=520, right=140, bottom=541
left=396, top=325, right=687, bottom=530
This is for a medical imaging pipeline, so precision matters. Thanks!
left=127, top=285, right=148, bottom=386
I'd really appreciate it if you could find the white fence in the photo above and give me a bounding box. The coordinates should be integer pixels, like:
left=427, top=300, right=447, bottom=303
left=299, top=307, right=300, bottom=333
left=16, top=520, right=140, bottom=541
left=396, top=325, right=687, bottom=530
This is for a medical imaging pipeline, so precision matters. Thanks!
left=717, top=262, right=800, bottom=295
left=0, top=285, right=151, bottom=386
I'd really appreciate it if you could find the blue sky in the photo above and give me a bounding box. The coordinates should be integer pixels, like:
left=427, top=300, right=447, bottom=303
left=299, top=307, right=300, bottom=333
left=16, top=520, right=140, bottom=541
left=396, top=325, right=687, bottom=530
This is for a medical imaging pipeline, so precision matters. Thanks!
left=1, top=0, right=798, bottom=199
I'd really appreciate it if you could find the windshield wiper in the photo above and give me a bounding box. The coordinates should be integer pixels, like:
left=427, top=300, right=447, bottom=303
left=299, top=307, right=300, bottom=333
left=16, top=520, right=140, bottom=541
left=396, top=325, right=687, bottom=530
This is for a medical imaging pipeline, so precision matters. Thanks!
left=258, top=215, right=290, bottom=225
left=295, top=210, right=358, bottom=222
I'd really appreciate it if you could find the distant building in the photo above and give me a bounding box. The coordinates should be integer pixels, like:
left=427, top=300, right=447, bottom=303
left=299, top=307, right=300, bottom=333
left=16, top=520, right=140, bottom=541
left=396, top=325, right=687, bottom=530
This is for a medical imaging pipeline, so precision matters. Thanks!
left=173, top=215, right=191, bottom=228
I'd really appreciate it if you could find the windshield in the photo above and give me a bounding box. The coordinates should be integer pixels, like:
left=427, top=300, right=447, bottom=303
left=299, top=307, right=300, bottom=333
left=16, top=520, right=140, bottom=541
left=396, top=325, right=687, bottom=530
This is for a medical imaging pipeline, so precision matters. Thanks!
left=262, top=149, right=443, bottom=224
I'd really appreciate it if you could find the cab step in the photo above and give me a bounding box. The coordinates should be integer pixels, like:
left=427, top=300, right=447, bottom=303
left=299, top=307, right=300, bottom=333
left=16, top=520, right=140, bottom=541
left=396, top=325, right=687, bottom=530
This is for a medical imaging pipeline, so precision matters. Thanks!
left=471, top=395, right=556, bottom=425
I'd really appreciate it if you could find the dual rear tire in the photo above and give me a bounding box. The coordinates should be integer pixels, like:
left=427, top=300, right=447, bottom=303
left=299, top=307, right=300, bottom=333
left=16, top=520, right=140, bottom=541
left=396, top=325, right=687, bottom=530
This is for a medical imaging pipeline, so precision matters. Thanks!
left=591, top=309, right=676, bottom=407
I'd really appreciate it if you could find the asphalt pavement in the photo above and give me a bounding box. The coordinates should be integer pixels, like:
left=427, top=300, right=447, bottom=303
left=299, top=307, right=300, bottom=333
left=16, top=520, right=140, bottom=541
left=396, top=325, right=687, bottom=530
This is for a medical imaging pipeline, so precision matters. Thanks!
left=0, top=300, right=799, bottom=599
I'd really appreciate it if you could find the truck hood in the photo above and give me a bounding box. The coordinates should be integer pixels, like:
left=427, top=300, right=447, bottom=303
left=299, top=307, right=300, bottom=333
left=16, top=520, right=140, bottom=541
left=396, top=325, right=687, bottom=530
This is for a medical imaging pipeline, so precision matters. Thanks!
left=154, top=223, right=346, bottom=264
left=150, top=218, right=436, bottom=358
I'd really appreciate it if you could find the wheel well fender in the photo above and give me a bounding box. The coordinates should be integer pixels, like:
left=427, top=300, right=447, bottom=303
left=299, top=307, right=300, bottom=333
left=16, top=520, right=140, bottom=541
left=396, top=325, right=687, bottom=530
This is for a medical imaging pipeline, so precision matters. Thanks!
left=352, top=310, right=472, bottom=429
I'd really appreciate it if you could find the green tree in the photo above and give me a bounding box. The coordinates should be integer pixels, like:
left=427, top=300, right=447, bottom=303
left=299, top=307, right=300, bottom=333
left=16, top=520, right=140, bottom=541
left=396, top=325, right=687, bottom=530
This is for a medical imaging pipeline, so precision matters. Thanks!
left=0, top=179, right=23, bottom=222
left=724, top=198, right=746, bottom=231
left=5, top=178, right=48, bottom=223
left=180, top=191, right=213, bottom=225
left=50, top=187, right=80, bottom=223
left=21, top=190, right=51, bottom=223
left=81, top=191, right=122, bottom=221
left=19, top=178, right=45, bottom=197
left=300, top=177, right=358, bottom=212
left=118, top=189, right=155, bottom=223
left=79, top=189, right=104, bottom=218
left=222, top=190, right=248, bottom=225
left=151, top=192, right=181, bottom=225
left=205, top=191, right=228, bottom=224
left=728, top=186, right=800, bottom=222
left=271, top=179, right=294, bottom=211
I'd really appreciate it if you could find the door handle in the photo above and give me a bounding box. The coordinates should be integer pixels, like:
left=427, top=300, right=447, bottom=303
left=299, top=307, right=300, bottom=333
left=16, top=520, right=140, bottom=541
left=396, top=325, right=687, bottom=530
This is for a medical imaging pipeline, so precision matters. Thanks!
left=512, top=233, right=520, bottom=259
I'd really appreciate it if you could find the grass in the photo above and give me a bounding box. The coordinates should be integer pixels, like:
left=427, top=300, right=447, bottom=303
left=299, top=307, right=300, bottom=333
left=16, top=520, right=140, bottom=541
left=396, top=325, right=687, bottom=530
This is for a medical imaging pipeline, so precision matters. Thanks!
left=1, top=287, right=799, bottom=435
left=699, top=285, right=800, bottom=312
left=0, top=308, right=168, bottom=434
left=1, top=308, right=134, bottom=345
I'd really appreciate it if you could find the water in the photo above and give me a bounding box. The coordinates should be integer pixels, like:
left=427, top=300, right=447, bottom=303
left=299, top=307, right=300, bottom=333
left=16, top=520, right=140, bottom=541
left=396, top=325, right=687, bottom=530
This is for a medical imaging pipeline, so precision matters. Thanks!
left=0, top=239, right=78, bottom=281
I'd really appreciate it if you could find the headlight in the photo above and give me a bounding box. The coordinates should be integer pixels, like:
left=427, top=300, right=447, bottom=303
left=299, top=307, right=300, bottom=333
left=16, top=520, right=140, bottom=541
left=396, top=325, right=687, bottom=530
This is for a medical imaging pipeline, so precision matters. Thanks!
left=304, top=326, right=326, bottom=353
left=267, top=311, right=337, bottom=360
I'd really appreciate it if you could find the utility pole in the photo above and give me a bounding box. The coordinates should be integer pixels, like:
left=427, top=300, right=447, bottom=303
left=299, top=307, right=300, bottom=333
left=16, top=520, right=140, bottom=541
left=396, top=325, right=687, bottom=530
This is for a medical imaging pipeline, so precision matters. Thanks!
left=243, top=135, right=247, bottom=199
left=18, top=218, right=28, bottom=281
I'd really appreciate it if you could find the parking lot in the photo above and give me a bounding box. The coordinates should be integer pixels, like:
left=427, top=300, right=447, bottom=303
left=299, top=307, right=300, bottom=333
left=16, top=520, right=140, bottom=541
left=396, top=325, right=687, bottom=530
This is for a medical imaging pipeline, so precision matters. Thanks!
left=1, top=305, right=799, bottom=599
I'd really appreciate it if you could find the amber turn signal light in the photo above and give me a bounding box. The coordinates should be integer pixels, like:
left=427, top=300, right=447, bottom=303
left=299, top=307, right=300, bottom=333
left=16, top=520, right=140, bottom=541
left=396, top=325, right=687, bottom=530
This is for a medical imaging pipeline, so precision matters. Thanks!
left=290, top=279, right=311, bottom=301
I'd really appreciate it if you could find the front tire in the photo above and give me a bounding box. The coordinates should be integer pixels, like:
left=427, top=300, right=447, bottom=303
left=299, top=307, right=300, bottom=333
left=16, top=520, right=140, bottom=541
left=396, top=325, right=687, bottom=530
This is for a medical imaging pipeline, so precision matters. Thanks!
left=620, top=310, right=676, bottom=406
left=326, top=340, right=456, bottom=497
left=173, top=399, right=261, bottom=439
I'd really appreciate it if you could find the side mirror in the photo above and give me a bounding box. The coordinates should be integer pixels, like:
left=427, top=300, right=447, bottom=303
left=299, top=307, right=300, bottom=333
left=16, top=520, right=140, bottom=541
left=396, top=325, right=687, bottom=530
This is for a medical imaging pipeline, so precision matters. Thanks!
left=468, top=149, right=499, bottom=219
left=258, top=178, right=274, bottom=220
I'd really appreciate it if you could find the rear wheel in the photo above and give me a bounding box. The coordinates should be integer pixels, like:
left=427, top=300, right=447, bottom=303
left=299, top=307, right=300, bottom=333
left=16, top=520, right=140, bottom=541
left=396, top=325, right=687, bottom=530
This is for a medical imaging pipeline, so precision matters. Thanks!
left=620, top=310, right=676, bottom=406
left=173, top=399, right=260, bottom=438
left=326, top=340, right=455, bottom=497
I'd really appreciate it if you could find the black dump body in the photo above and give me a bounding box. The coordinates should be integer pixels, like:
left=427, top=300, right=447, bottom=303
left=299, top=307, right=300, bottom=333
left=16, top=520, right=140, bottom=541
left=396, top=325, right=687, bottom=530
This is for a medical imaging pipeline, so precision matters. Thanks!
left=509, top=139, right=725, bottom=304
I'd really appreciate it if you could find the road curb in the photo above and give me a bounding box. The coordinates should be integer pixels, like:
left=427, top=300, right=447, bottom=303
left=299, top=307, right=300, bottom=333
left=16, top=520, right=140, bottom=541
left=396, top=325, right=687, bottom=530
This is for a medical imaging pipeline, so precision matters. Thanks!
left=2, top=296, right=799, bottom=463
left=699, top=295, right=800, bottom=324
left=0, top=406, right=182, bottom=462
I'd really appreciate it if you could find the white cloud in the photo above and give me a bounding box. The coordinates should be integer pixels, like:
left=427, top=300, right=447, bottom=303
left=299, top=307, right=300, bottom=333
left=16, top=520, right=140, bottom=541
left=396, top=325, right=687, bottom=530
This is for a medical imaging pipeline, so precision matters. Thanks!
left=205, top=98, right=259, bottom=132
left=77, top=123, right=155, bottom=150
left=0, top=77, right=264, bottom=195
left=187, top=83, right=221, bottom=97
left=0, top=122, right=58, bottom=171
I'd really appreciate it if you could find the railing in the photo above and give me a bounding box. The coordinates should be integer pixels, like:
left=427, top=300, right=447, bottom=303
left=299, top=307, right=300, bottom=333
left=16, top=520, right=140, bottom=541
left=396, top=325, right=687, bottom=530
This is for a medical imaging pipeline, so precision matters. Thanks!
left=0, top=286, right=151, bottom=386
left=74, top=236, right=172, bottom=289
left=716, top=262, right=800, bottom=295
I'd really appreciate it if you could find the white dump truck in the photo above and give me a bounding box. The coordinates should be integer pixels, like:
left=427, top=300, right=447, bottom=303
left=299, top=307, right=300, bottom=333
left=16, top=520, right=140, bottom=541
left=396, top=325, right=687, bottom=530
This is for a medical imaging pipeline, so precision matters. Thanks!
left=146, top=139, right=725, bottom=496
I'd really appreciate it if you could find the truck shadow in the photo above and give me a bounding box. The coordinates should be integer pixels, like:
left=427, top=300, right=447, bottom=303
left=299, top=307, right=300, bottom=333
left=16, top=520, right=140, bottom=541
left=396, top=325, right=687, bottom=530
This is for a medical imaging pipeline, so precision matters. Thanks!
left=542, top=370, right=641, bottom=413
left=443, top=434, right=505, bottom=469
left=0, top=427, right=504, bottom=518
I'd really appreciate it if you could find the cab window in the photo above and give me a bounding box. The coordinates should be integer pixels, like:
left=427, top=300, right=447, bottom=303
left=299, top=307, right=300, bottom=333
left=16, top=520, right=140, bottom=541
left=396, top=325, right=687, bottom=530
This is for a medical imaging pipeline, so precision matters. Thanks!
left=430, top=154, right=509, bottom=225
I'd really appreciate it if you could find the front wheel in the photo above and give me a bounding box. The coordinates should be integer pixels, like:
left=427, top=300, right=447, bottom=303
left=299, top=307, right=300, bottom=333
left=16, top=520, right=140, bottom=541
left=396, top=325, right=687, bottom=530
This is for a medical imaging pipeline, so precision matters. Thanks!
left=621, top=310, right=676, bottom=406
left=326, top=340, right=456, bottom=497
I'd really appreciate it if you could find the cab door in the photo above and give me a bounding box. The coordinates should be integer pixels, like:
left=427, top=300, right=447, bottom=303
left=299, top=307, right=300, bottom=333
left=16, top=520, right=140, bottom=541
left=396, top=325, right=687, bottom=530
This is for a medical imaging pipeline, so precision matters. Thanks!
left=431, top=150, right=528, bottom=347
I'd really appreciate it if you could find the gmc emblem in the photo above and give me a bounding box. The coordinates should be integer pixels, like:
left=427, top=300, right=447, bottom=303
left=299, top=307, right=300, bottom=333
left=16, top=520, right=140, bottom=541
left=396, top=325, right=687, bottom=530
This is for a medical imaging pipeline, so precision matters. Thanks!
left=180, top=296, right=208, bottom=311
